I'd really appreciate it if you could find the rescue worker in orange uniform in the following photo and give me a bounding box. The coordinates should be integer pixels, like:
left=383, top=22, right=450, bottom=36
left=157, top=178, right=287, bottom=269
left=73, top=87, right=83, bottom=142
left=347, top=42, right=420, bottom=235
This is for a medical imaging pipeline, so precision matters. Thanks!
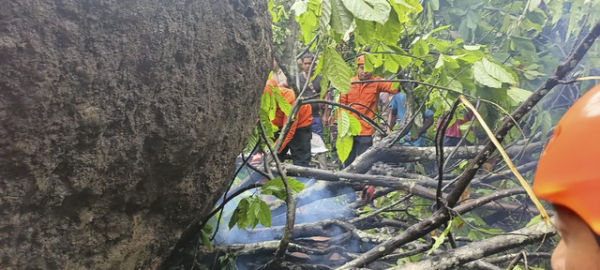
left=532, top=84, right=600, bottom=270
left=339, top=55, right=398, bottom=167
left=264, top=79, right=313, bottom=167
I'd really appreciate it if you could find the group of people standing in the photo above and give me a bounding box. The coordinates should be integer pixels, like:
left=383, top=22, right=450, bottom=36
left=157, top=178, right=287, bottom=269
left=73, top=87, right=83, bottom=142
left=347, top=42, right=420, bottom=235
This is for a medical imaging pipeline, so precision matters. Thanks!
left=266, top=53, right=472, bottom=168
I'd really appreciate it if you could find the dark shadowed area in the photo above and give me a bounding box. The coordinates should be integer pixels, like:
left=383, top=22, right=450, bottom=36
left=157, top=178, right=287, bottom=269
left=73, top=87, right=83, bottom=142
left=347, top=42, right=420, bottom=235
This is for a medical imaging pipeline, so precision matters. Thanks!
left=0, top=0, right=271, bottom=268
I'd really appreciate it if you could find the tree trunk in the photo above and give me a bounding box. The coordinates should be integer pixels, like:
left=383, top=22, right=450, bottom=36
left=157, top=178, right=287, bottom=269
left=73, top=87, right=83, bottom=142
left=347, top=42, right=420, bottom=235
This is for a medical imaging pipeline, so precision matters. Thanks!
left=0, top=0, right=271, bottom=269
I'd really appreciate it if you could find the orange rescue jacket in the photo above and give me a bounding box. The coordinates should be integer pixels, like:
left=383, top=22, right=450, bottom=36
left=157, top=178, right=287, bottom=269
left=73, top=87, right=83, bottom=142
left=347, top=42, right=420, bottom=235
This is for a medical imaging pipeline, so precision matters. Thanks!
left=339, top=76, right=397, bottom=136
left=264, top=79, right=313, bottom=152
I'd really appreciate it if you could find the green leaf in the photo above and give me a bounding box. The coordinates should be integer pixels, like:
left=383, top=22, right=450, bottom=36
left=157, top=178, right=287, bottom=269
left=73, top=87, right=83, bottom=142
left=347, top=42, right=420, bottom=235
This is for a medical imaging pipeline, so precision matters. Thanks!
left=429, top=0, right=439, bottom=10
left=338, top=110, right=351, bottom=137
left=428, top=220, right=453, bottom=255
left=273, top=90, right=292, bottom=116
left=341, top=0, right=391, bottom=24
left=262, top=178, right=286, bottom=200
left=528, top=0, right=541, bottom=12
left=507, top=86, right=532, bottom=104
left=243, top=127, right=259, bottom=153
left=384, top=55, right=400, bottom=73
left=248, top=198, right=260, bottom=229
left=298, top=7, right=318, bottom=44
left=257, top=199, right=272, bottom=227
left=446, top=80, right=463, bottom=93
left=376, top=11, right=403, bottom=45
left=229, top=198, right=250, bottom=229
left=526, top=214, right=543, bottom=227
left=319, top=0, right=332, bottom=33
left=336, top=135, right=354, bottom=163
left=260, top=90, right=272, bottom=114
left=510, top=36, right=536, bottom=54
left=330, top=0, right=354, bottom=34
left=348, top=113, right=362, bottom=135
left=322, top=46, right=352, bottom=94
left=365, top=53, right=383, bottom=71
left=287, top=177, right=306, bottom=194
left=260, top=110, right=274, bottom=138
left=262, top=177, right=305, bottom=201
left=463, top=44, right=480, bottom=51
left=291, top=0, right=308, bottom=16
left=391, top=54, right=412, bottom=69
left=201, top=223, right=213, bottom=248
left=410, top=39, right=429, bottom=57
left=393, top=0, right=423, bottom=13
left=473, top=61, right=501, bottom=88
left=481, top=58, right=516, bottom=84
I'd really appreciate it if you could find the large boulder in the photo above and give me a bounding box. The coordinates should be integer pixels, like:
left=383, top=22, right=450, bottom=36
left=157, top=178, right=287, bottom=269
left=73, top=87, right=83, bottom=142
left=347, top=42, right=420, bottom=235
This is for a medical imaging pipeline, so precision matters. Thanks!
left=0, top=0, right=271, bottom=268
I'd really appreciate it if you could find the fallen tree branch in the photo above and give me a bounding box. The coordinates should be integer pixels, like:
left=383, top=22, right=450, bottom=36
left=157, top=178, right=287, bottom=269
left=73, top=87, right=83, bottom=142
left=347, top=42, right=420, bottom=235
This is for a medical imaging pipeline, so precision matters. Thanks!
left=475, top=161, right=538, bottom=184
left=285, top=165, right=530, bottom=212
left=373, top=141, right=542, bottom=164
left=463, top=260, right=503, bottom=270
left=396, top=222, right=555, bottom=270
left=484, top=252, right=551, bottom=265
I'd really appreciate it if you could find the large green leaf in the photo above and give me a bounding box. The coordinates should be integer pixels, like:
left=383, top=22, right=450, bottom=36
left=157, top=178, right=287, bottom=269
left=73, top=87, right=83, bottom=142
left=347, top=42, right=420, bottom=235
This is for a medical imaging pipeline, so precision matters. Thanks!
left=481, top=58, right=516, bottom=84
left=330, top=0, right=354, bottom=34
left=507, top=86, right=532, bottom=104
left=348, top=112, right=362, bottom=135
left=393, top=0, right=423, bottom=13
left=341, top=0, right=391, bottom=24
left=272, top=90, right=292, bottom=116
left=336, top=135, right=354, bottom=163
left=323, top=46, right=352, bottom=93
left=410, top=39, right=429, bottom=57
left=262, top=177, right=306, bottom=200
left=338, top=110, right=351, bottom=137
left=320, top=0, right=332, bottom=33
left=473, top=61, right=501, bottom=88
left=229, top=198, right=250, bottom=229
left=384, top=55, right=400, bottom=73
left=298, top=8, right=318, bottom=44
left=248, top=197, right=260, bottom=228
left=390, top=53, right=412, bottom=69
left=291, top=0, right=308, bottom=16
left=376, top=11, right=403, bottom=45
left=257, top=199, right=272, bottom=227
left=365, top=53, right=383, bottom=71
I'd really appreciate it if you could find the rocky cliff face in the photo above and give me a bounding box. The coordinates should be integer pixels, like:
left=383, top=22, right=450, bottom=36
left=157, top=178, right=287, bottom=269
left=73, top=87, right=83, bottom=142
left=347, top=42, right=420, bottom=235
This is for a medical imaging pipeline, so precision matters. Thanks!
left=0, top=1, right=271, bottom=268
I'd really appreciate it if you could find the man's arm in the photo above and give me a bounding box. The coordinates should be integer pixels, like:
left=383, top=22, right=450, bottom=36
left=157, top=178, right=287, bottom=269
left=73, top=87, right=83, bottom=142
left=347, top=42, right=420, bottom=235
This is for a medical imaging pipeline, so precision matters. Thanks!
left=378, top=81, right=399, bottom=94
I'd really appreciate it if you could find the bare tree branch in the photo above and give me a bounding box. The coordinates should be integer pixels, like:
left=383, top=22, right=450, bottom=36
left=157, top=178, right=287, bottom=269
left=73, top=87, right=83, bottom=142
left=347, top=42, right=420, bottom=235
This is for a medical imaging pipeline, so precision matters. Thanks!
left=395, top=222, right=555, bottom=270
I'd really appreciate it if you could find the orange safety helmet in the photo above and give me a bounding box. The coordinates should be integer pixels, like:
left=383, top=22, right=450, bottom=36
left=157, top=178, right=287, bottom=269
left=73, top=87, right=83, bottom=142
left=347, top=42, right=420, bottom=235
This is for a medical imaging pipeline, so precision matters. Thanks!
left=533, top=84, right=600, bottom=235
left=357, top=54, right=365, bottom=65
